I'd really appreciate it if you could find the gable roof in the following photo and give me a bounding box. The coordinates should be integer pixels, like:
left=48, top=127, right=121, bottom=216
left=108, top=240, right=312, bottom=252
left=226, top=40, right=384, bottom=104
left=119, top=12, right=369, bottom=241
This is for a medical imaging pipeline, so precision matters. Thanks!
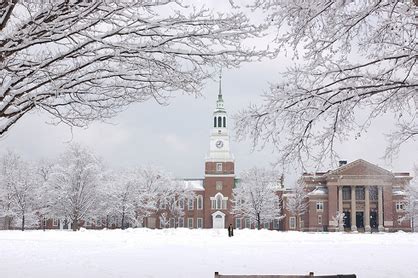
left=325, top=159, right=394, bottom=177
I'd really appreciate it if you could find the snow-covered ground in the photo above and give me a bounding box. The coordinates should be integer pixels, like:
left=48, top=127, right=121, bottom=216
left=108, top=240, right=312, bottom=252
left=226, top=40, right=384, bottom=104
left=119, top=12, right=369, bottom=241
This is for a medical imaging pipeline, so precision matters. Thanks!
left=1, top=229, right=417, bottom=278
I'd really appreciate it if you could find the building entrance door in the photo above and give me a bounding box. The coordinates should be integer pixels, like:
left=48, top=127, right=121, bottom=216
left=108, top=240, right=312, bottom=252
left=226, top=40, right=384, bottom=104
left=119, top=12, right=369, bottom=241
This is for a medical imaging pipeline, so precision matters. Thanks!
left=212, top=211, right=225, bottom=229
left=356, top=212, right=364, bottom=229
left=370, top=211, right=378, bottom=229
left=343, top=211, right=351, bottom=229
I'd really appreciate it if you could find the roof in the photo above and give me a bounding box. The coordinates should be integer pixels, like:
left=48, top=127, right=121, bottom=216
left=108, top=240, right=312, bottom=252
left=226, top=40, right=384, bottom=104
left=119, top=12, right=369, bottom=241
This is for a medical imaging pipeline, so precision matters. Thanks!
left=324, top=159, right=393, bottom=177
left=308, top=186, right=328, bottom=196
left=182, top=179, right=204, bottom=191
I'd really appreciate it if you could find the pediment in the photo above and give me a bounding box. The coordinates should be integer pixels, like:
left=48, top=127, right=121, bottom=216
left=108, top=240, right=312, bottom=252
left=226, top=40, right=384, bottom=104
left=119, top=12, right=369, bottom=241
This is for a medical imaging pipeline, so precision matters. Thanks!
left=326, top=159, right=393, bottom=177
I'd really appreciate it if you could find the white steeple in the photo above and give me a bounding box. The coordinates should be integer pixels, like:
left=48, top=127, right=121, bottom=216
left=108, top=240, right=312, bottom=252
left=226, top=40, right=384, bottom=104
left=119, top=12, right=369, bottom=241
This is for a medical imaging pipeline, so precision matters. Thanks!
left=206, top=72, right=234, bottom=162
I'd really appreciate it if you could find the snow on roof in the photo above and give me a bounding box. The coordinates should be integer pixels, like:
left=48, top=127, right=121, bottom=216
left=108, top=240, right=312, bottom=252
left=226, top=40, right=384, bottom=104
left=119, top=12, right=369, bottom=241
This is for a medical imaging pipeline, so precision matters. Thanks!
left=182, top=179, right=204, bottom=191
left=392, top=186, right=407, bottom=196
left=308, top=186, right=328, bottom=196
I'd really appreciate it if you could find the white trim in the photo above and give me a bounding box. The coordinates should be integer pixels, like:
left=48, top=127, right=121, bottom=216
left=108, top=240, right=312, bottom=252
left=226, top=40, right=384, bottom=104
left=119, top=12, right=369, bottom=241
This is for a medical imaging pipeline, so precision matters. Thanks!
left=197, top=218, right=203, bottom=228
left=196, top=195, right=203, bottom=210
left=318, top=215, right=322, bottom=225
left=289, top=216, right=296, bottom=229
left=216, top=163, right=223, bottom=172
left=52, top=219, right=59, bottom=227
left=235, top=218, right=242, bottom=229
left=396, top=201, right=405, bottom=211
left=212, top=211, right=225, bottom=229
left=178, top=217, right=184, bottom=228
left=205, top=174, right=235, bottom=177
left=316, top=201, right=324, bottom=212
left=188, top=218, right=194, bottom=228
left=188, top=198, right=194, bottom=210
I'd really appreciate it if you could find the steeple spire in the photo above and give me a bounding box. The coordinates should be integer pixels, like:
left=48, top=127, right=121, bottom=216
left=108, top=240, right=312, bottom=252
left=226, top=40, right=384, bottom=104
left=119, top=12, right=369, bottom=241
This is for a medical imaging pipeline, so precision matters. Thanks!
left=218, top=68, right=222, bottom=100
left=216, top=68, right=224, bottom=110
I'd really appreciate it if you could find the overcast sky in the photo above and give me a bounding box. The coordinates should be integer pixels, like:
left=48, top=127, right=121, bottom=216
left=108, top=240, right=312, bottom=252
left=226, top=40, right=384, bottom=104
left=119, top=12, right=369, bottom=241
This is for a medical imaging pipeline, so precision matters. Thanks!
left=1, top=56, right=416, bottom=185
left=0, top=2, right=416, bottom=186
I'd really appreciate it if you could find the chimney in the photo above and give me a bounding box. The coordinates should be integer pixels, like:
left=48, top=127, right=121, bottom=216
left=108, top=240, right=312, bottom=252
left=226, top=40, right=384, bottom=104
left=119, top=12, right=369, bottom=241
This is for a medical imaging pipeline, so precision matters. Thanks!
left=339, top=160, right=347, bottom=167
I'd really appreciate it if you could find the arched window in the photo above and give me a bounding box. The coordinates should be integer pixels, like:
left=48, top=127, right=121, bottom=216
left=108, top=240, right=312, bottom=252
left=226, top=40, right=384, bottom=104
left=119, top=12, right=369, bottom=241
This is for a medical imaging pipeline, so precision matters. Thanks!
left=197, top=195, right=203, bottom=210
left=214, top=117, right=217, bottom=127
left=218, top=116, right=222, bottom=127
left=223, top=117, right=226, bottom=128
left=216, top=194, right=222, bottom=209
left=211, top=193, right=227, bottom=209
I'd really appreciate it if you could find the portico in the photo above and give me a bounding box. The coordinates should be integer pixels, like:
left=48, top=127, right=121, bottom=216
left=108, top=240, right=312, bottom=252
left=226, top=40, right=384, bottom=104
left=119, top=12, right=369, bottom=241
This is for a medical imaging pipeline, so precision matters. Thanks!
left=337, top=185, right=384, bottom=232
left=302, top=159, right=412, bottom=233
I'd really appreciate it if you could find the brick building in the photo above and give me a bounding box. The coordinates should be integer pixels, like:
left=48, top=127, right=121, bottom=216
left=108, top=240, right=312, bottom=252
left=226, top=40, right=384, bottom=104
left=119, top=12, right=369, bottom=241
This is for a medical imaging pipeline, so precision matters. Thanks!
left=142, top=81, right=413, bottom=232
left=1, top=81, right=413, bottom=232
left=286, top=159, right=413, bottom=232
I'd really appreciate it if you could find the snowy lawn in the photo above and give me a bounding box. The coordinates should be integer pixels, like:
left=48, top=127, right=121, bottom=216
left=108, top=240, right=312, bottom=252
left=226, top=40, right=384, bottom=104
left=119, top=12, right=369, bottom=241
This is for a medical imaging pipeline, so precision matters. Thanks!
left=1, top=229, right=418, bottom=278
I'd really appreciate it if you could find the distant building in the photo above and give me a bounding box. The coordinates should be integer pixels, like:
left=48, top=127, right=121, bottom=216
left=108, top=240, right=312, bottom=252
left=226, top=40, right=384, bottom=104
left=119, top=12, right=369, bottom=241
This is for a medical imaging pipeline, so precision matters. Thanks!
left=1, top=79, right=413, bottom=232
left=142, top=79, right=413, bottom=232
left=288, top=159, right=413, bottom=232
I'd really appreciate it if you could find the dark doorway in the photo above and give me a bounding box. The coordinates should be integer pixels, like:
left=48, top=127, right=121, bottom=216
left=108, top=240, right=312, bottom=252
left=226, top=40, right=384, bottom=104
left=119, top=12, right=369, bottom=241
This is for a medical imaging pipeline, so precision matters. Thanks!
left=356, top=212, right=364, bottom=229
left=343, top=211, right=351, bottom=229
left=370, top=210, right=378, bottom=229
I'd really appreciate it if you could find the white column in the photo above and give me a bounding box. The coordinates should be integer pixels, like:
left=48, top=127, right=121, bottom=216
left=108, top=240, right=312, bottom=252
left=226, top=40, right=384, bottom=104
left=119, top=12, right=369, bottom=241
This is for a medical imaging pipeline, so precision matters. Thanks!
left=364, top=186, right=371, bottom=232
left=338, top=186, right=344, bottom=231
left=351, top=186, right=357, bottom=232
left=378, top=186, right=384, bottom=232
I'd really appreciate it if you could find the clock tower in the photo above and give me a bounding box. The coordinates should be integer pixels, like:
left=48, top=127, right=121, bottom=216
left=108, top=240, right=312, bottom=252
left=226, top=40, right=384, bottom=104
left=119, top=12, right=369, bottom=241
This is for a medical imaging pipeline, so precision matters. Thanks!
left=203, top=74, right=235, bottom=229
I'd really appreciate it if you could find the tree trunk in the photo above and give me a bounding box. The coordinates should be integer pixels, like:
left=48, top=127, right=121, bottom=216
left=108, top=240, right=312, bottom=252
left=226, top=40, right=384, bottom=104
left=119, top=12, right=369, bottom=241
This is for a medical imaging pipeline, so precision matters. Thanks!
left=257, top=213, right=261, bottom=230
left=121, top=211, right=125, bottom=230
left=72, top=216, right=79, bottom=231
left=21, top=214, right=25, bottom=231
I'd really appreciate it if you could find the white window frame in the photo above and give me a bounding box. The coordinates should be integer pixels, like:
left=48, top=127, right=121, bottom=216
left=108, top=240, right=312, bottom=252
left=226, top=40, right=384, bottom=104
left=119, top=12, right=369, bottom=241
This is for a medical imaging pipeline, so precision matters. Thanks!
left=197, top=195, right=203, bottom=210
left=178, top=217, right=184, bottom=228
left=396, top=202, right=404, bottom=211
left=289, top=216, right=296, bottom=229
left=210, top=193, right=228, bottom=210
left=299, top=216, right=304, bottom=229
left=197, top=218, right=203, bottom=229
left=188, top=218, right=194, bottom=228
left=316, top=201, right=324, bottom=212
left=235, top=218, right=241, bottom=229
left=216, top=163, right=223, bottom=172
left=273, top=219, right=280, bottom=230
left=52, top=218, right=59, bottom=227
left=188, top=198, right=194, bottom=210
left=245, top=218, right=251, bottom=229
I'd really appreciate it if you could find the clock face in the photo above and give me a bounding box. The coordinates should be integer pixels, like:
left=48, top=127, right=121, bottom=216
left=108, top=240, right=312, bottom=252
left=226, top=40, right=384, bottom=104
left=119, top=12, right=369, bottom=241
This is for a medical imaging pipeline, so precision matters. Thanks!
left=216, top=140, right=224, bottom=148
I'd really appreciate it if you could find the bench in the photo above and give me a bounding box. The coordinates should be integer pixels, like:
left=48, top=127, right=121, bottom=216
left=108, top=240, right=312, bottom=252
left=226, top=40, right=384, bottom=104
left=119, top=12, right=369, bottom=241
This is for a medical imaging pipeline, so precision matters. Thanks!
left=214, top=272, right=356, bottom=278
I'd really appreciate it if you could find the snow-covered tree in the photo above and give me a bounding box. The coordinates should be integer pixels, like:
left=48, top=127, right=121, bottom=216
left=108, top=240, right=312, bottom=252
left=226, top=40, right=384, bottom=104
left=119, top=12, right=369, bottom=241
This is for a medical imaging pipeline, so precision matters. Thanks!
left=34, top=159, right=55, bottom=230
left=157, top=179, right=194, bottom=228
left=236, top=0, right=417, bottom=167
left=0, top=0, right=267, bottom=137
left=0, top=150, right=17, bottom=229
left=285, top=179, right=308, bottom=229
left=48, top=144, right=103, bottom=231
left=133, top=166, right=168, bottom=226
left=101, top=169, right=142, bottom=229
left=405, top=166, right=418, bottom=232
left=232, top=167, right=282, bottom=229
left=0, top=150, right=40, bottom=230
